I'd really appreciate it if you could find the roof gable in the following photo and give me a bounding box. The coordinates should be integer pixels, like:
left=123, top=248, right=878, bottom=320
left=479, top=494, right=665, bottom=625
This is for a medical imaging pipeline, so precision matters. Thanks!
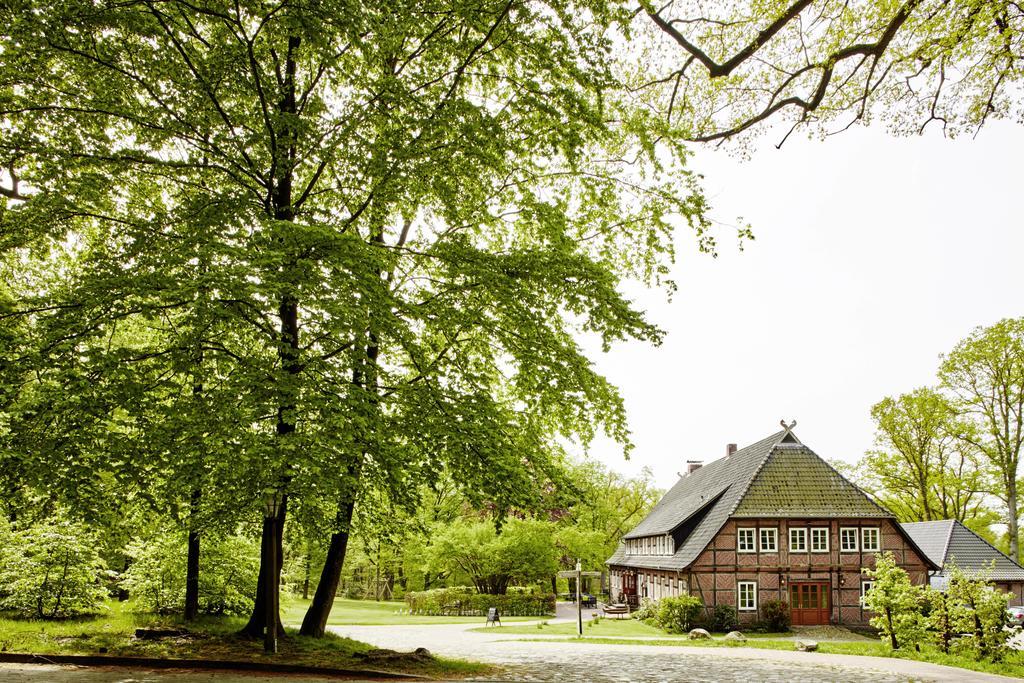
left=608, top=425, right=907, bottom=572
left=732, top=444, right=892, bottom=518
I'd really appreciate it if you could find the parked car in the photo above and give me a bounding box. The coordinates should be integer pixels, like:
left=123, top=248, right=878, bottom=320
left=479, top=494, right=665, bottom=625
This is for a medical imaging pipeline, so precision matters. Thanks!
left=1007, top=606, right=1024, bottom=628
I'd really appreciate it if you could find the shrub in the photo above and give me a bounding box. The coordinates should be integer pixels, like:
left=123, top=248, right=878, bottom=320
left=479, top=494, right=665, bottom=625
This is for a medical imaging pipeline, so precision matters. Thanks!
left=405, top=587, right=554, bottom=616
left=121, top=532, right=259, bottom=617
left=711, top=604, right=739, bottom=632
left=631, top=598, right=658, bottom=622
left=946, top=564, right=1011, bottom=661
left=0, top=516, right=107, bottom=619
left=863, top=551, right=927, bottom=650
left=655, top=595, right=703, bottom=633
left=760, top=598, right=790, bottom=632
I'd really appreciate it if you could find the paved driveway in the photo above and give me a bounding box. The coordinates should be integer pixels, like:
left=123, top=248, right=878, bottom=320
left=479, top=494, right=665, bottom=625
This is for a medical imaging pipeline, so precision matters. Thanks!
left=327, top=621, right=1020, bottom=683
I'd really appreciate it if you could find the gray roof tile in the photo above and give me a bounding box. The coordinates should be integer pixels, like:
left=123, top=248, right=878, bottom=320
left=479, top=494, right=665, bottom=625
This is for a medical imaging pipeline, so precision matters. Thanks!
left=901, top=520, right=1024, bottom=581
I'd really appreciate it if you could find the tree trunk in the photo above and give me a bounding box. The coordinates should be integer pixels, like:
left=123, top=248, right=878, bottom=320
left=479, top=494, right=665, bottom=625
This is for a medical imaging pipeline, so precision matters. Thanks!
left=240, top=498, right=288, bottom=638
left=302, top=544, right=311, bottom=600
left=1009, top=478, right=1019, bottom=562
left=241, top=33, right=302, bottom=643
left=299, top=499, right=356, bottom=637
left=184, top=489, right=202, bottom=621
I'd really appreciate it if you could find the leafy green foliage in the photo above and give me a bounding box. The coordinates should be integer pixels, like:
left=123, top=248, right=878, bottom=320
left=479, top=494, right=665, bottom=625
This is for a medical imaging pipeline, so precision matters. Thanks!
left=404, top=587, right=554, bottom=617
left=946, top=564, right=1012, bottom=661
left=940, top=318, right=1024, bottom=561
left=0, top=515, right=107, bottom=618
left=710, top=604, right=739, bottom=633
left=655, top=595, right=703, bottom=633
left=640, top=1, right=1024, bottom=144
left=759, top=599, right=790, bottom=632
left=426, top=518, right=559, bottom=595
left=631, top=598, right=658, bottom=623
left=121, top=533, right=259, bottom=617
left=863, top=552, right=927, bottom=650
left=851, top=388, right=990, bottom=525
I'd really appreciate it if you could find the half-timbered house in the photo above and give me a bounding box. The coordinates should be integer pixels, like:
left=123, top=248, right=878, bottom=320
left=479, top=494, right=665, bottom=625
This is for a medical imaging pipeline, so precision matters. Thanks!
left=605, top=424, right=939, bottom=626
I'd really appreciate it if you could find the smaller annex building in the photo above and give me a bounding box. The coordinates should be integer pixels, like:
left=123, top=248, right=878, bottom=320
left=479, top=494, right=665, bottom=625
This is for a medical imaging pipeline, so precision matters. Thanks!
left=606, top=424, right=939, bottom=626
left=901, top=519, right=1024, bottom=606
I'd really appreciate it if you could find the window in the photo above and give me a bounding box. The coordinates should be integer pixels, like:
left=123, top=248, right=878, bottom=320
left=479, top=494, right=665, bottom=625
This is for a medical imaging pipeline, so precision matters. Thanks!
left=861, top=580, right=875, bottom=605
left=737, top=528, right=756, bottom=553
left=760, top=528, right=778, bottom=552
left=738, top=581, right=757, bottom=611
left=840, top=527, right=858, bottom=552
left=862, top=527, right=881, bottom=552
left=789, top=527, right=807, bottom=552
left=811, top=527, right=830, bottom=553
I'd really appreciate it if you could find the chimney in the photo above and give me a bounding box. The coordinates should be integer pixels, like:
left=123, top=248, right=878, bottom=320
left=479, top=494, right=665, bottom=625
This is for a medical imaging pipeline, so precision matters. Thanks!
left=726, top=443, right=737, bottom=457
left=686, top=460, right=703, bottom=475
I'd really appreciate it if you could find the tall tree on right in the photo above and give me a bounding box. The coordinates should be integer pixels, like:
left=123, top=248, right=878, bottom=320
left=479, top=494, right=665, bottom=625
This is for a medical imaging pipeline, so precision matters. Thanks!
left=940, top=318, right=1024, bottom=561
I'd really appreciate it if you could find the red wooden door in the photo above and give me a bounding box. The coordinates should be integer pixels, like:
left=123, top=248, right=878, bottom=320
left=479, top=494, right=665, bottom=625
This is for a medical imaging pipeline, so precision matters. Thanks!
left=789, top=582, right=830, bottom=625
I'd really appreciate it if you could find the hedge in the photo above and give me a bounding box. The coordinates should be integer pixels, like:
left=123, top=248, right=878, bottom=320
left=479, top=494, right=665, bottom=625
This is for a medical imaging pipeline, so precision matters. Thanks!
left=405, top=587, right=555, bottom=616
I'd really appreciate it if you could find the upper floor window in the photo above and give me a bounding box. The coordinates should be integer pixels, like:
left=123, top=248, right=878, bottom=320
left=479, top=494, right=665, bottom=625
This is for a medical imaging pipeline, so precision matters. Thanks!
left=760, top=528, right=778, bottom=552
left=737, top=528, right=756, bottom=553
left=862, top=527, right=881, bottom=552
left=840, top=527, right=858, bottom=552
left=811, top=527, right=830, bottom=553
left=789, top=527, right=807, bottom=552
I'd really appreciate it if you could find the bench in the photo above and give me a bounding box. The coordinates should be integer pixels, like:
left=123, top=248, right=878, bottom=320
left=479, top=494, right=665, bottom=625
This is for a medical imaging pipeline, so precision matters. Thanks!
left=602, top=603, right=630, bottom=619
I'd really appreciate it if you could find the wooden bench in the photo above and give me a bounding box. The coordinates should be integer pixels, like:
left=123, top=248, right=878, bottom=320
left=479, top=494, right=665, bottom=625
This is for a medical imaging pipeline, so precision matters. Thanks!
left=602, top=603, right=630, bottom=619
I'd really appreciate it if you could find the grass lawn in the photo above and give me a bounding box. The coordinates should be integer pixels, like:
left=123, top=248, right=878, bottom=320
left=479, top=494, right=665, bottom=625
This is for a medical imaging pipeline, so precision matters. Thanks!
left=512, top=634, right=1024, bottom=679
left=281, top=595, right=538, bottom=626
left=474, top=618, right=799, bottom=640
left=0, top=600, right=490, bottom=679
left=473, top=618, right=683, bottom=638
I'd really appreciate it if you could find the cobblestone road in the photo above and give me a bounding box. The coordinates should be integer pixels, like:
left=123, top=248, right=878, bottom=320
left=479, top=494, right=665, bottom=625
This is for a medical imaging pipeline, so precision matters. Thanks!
left=327, top=622, right=1016, bottom=683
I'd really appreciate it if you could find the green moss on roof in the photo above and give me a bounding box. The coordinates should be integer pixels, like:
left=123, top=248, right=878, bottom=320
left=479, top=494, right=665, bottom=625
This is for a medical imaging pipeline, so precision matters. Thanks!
left=732, top=445, right=891, bottom=518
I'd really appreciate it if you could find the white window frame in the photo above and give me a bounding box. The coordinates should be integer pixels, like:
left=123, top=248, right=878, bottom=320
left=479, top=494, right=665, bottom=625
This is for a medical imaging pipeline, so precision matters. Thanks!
left=811, top=527, right=830, bottom=553
left=861, top=580, right=876, bottom=605
left=737, top=527, right=757, bottom=553
left=738, top=581, right=757, bottom=611
left=759, top=527, right=778, bottom=552
left=862, top=527, right=881, bottom=552
left=840, top=527, right=859, bottom=553
left=789, top=527, right=807, bottom=552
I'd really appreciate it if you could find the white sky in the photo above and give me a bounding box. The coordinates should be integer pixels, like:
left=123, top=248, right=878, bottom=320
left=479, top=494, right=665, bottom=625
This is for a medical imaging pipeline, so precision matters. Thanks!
left=582, top=121, right=1024, bottom=491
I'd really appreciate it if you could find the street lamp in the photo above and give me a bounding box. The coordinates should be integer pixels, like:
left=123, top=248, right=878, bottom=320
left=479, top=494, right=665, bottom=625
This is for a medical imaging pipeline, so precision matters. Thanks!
left=263, top=489, right=282, bottom=655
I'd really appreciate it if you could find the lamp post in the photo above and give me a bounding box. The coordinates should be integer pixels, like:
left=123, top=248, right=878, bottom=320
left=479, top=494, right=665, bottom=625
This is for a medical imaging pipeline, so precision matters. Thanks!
left=263, top=489, right=281, bottom=654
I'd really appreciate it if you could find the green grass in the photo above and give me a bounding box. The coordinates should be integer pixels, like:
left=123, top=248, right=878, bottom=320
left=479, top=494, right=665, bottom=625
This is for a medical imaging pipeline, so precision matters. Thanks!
left=473, top=618, right=680, bottom=638
left=511, top=634, right=1024, bottom=679
left=0, top=600, right=491, bottom=679
left=474, top=618, right=798, bottom=640
left=281, top=595, right=537, bottom=626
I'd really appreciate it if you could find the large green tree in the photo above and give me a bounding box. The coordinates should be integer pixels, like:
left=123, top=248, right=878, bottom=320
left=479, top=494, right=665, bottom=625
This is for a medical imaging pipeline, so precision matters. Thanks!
left=852, top=388, right=990, bottom=526
left=940, top=318, right=1024, bottom=561
left=1, top=0, right=714, bottom=641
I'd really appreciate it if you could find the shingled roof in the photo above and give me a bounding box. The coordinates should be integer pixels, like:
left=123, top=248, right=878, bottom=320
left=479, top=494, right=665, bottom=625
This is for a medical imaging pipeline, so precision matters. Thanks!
left=901, top=520, right=1024, bottom=581
left=607, top=426, right=917, bottom=572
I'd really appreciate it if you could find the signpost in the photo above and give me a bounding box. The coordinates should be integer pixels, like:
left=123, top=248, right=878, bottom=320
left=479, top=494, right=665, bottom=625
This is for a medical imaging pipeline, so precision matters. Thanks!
left=557, top=563, right=603, bottom=636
